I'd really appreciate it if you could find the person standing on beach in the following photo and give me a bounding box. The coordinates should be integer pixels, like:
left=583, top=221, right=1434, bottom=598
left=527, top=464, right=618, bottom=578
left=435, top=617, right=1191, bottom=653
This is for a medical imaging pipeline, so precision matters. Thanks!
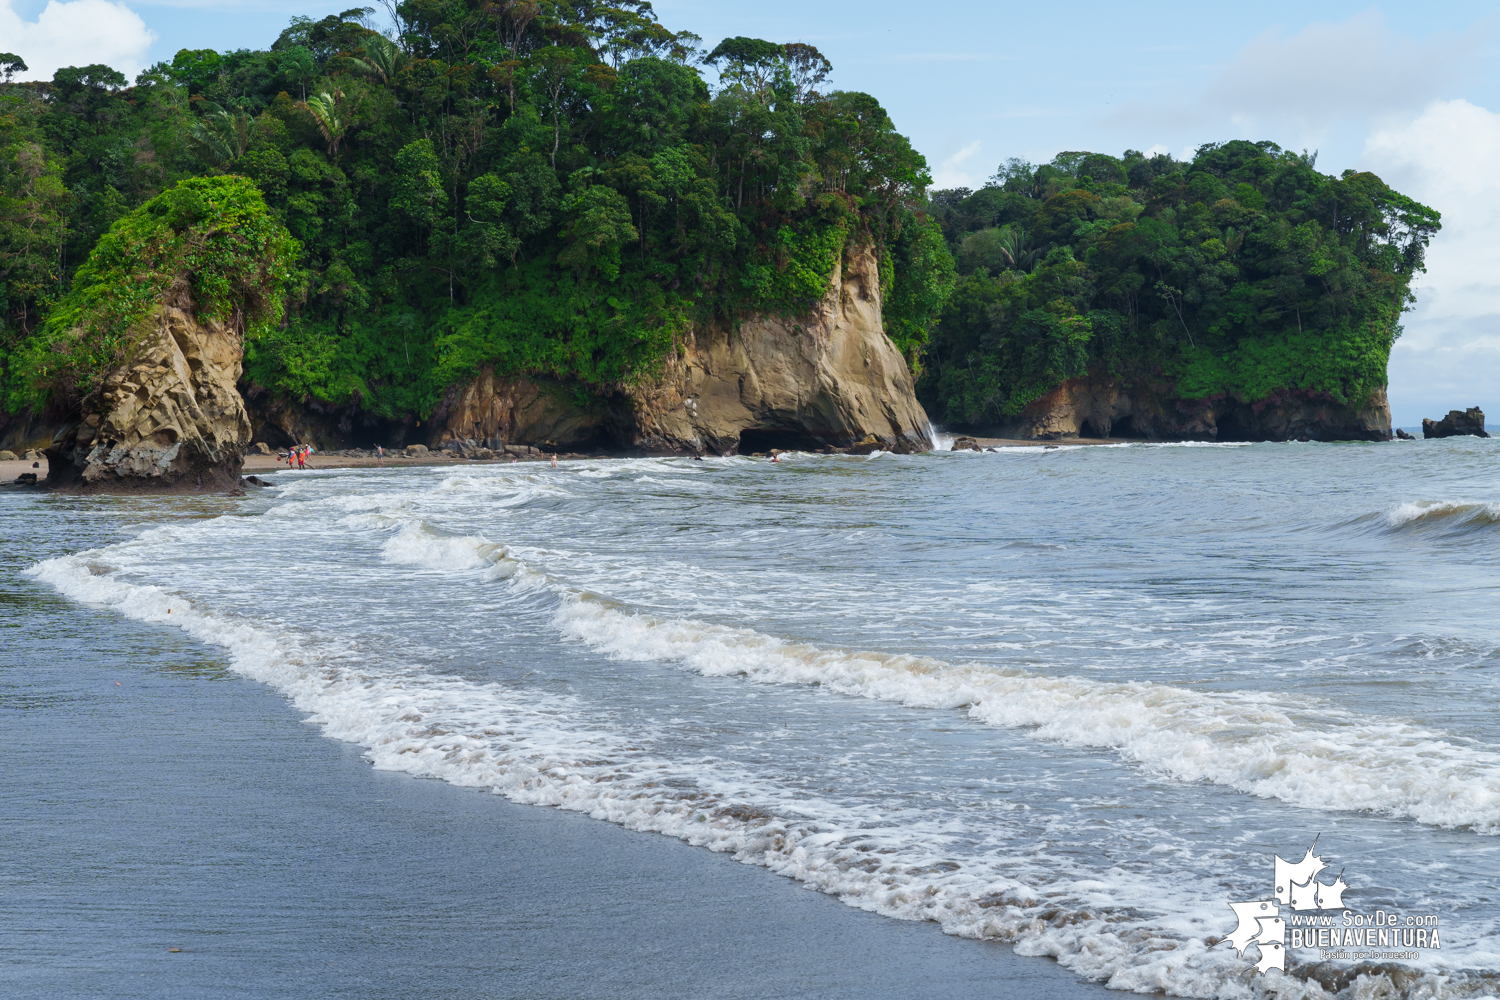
left=376, top=444, right=384, bottom=463
left=297, top=447, right=306, bottom=470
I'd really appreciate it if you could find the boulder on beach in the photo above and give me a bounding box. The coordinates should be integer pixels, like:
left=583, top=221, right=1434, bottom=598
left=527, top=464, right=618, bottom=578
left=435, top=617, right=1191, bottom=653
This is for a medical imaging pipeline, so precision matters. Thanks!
left=1421, top=407, right=1488, bottom=439
left=0, top=450, right=15, bottom=461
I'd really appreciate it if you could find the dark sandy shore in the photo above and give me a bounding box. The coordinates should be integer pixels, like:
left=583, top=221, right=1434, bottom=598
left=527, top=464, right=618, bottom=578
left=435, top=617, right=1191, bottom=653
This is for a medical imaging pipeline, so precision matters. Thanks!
left=1, top=493, right=1110, bottom=1000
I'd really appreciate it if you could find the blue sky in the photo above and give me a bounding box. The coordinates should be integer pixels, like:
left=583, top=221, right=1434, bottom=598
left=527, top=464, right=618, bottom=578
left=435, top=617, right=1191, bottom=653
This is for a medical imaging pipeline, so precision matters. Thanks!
left=5, top=0, right=1499, bottom=427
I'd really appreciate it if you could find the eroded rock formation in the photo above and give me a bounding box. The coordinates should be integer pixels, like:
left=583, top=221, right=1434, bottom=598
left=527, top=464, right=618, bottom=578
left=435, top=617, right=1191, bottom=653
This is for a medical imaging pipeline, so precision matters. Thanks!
left=47, top=305, right=250, bottom=492
left=435, top=248, right=933, bottom=454
left=987, top=370, right=1392, bottom=442
left=1422, top=407, right=1488, bottom=439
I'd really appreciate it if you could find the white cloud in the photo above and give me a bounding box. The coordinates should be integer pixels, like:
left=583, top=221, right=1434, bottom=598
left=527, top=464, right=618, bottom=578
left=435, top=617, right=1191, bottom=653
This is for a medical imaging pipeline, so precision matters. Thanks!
left=1363, top=99, right=1500, bottom=423
left=1112, top=12, right=1485, bottom=155
left=0, top=0, right=156, bottom=82
left=930, top=140, right=983, bottom=191
left=1205, top=13, right=1477, bottom=130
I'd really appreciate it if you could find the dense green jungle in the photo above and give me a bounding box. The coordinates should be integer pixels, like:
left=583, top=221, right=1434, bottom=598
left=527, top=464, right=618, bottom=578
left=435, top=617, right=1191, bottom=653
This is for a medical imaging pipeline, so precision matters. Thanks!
left=0, top=1, right=1441, bottom=440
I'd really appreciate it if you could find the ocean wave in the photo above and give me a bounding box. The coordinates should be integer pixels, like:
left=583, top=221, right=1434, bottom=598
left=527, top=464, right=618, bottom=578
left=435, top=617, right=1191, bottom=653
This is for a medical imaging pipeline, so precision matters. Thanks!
left=329, top=496, right=1500, bottom=835
left=1384, top=500, right=1500, bottom=534
left=556, top=597, right=1500, bottom=834
left=25, top=533, right=1500, bottom=1000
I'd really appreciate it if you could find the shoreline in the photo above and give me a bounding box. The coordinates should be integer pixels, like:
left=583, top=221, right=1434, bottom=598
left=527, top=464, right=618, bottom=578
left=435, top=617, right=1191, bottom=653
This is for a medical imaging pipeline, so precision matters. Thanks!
left=1, top=430, right=1415, bottom=487
left=4, top=494, right=1111, bottom=1000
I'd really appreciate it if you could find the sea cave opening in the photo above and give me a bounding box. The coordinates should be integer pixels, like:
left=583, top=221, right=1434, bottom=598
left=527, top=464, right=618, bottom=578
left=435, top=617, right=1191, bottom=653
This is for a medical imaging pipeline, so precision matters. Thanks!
left=1079, top=419, right=1106, bottom=439
left=738, top=427, right=824, bottom=454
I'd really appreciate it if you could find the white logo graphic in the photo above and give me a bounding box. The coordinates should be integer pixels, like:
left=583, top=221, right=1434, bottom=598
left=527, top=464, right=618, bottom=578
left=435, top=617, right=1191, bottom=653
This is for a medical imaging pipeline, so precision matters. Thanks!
left=1228, top=837, right=1441, bottom=975
left=1229, top=837, right=1343, bottom=974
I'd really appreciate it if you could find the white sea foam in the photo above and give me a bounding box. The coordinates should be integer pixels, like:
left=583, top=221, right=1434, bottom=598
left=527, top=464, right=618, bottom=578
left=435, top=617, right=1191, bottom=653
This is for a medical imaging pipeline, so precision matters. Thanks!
left=927, top=423, right=954, bottom=451
left=556, top=597, right=1500, bottom=834
left=25, top=519, right=1500, bottom=1000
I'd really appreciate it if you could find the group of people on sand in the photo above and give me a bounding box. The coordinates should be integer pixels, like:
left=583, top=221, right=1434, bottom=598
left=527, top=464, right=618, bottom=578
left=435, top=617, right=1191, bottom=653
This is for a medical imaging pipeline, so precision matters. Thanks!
left=282, top=444, right=314, bottom=469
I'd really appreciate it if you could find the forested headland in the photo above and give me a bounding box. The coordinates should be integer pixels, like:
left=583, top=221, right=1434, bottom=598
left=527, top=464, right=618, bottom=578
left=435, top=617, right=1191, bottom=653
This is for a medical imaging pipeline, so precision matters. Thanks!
left=0, top=3, right=949, bottom=432
left=0, top=2, right=1440, bottom=443
left=919, top=145, right=1440, bottom=430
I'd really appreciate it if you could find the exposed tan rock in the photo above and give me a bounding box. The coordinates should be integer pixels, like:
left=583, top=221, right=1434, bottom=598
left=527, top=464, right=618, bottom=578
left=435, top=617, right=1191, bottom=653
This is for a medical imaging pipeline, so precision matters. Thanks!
left=993, top=370, right=1392, bottom=442
left=435, top=370, right=611, bottom=452
left=436, top=247, right=933, bottom=454
left=46, top=304, right=249, bottom=492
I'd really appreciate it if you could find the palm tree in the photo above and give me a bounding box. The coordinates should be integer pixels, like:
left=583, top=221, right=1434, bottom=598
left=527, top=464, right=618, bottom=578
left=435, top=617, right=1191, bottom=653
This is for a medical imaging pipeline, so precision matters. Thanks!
left=997, top=225, right=1040, bottom=272
left=188, top=101, right=252, bottom=166
left=298, top=90, right=354, bottom=160
left=352, top=34, right=403, bottom=85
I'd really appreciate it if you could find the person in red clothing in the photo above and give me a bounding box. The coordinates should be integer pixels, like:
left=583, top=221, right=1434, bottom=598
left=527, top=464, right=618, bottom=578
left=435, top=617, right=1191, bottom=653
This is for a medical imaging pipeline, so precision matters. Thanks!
left=296, top=447, right=306, bottom=470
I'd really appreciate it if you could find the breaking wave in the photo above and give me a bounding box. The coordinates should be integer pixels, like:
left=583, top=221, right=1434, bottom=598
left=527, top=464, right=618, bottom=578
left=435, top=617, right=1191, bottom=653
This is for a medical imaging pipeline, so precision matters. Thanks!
left=1384, top=500, right=1500, bottom=535
left=24, top=479, right=1500, bottom=1000
left=557, top=598, right=1500, bottom=834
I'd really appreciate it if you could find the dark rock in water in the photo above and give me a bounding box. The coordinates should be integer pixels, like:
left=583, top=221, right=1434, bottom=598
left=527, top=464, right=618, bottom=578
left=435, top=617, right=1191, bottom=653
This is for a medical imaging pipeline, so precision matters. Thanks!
left=951, top=436, right=982, bottom=452
left=842, top=434, right=886, bottom=456
left=1395, top=428, right=1415, bottom=440
left=242, top=476, right=273, bottom=488
left=1422, top=407, right=1488, bottom=439
left=15, top=473, right=37, bottom=485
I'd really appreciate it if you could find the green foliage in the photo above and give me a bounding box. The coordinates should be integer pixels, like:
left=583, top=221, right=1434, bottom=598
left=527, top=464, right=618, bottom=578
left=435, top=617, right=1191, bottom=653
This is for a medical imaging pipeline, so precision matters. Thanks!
left=0, top=5, right=951, bottom=425
left=884, top=210, right=956, bottom=369
left=7, top=175, right=297, bottom=410
left=920, top=140, right=1439, bottom=427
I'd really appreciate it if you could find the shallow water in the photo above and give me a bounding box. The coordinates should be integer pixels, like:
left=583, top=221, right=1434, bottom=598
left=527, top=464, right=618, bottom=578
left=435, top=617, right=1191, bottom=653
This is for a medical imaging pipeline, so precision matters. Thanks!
left=13, top=437, right=1500, bottom=998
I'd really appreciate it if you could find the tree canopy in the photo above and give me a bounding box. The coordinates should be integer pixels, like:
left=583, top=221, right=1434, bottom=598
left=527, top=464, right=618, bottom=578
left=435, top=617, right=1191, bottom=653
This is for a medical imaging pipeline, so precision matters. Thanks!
left=0, top=2, right=945, bottom=422
left=919, top=141, right=1440, bottom=428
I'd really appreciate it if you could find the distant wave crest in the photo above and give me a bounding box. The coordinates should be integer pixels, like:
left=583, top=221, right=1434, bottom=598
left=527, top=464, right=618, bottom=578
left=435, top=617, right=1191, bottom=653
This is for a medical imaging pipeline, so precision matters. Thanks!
left=1385, top=500, right=1500, bottom=534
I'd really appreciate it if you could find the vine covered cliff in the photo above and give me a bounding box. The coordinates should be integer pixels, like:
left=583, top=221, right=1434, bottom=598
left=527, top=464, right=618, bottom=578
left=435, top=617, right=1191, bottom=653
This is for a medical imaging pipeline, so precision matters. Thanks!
left=0, top=9, right=952, bottom=461
left=918, top=142, right=1439, bottom=441
left=17, top=176, right=296, bottom=490
left=0, top=10, right=1440, bottom=454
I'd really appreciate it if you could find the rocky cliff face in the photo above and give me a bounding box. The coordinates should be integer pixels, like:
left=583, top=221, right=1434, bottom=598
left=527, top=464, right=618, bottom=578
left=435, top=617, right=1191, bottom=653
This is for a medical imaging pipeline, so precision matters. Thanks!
left=990, top=370, right=1392, bottom=442
left=434, top=248, right=933, bottom=455
left=46, top=305, right=250, bottom=492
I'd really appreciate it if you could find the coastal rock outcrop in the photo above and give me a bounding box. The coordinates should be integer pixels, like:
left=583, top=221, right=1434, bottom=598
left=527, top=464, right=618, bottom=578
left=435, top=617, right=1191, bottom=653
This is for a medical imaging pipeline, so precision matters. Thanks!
left=1422, top=407, right=1488, bottom=439
left=432, top=371, right=614, bottom=452
left=985, top=370, right=1391, bottom=442
left=47, top=305, right=251, bottom=492
left=435, top=248, right=933, bottom=454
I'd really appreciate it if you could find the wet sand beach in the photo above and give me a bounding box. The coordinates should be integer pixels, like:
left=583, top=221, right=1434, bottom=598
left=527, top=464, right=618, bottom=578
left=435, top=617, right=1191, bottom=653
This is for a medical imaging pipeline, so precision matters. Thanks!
left=2, top=497, right=1106, bottom=1000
